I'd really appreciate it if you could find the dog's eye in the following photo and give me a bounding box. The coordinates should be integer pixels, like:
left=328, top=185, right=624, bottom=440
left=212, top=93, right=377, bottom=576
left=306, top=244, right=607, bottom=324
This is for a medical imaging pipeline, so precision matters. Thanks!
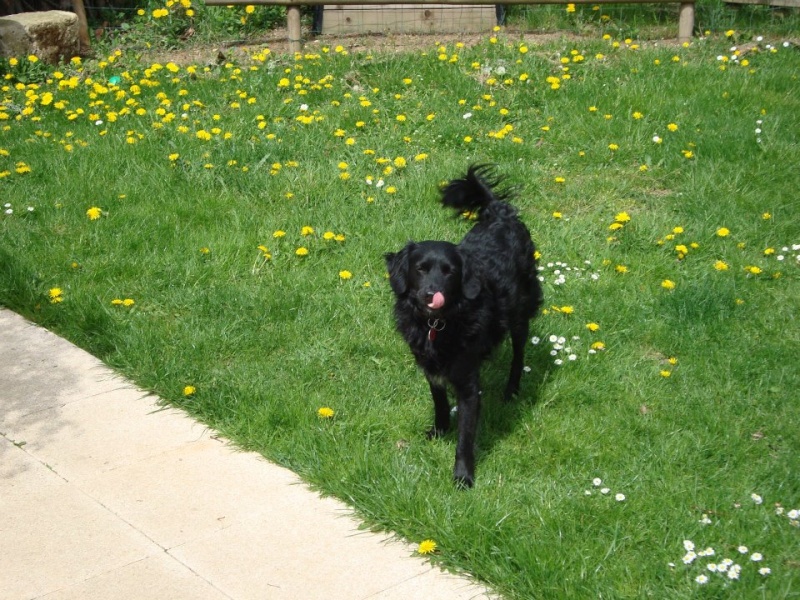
left=416, top=265, right=429, bottom=274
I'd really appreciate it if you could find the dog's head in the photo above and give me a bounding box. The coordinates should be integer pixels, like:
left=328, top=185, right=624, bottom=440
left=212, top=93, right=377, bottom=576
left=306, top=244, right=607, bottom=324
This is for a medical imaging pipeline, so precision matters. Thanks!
left=385, top=241, right=480, bottom=315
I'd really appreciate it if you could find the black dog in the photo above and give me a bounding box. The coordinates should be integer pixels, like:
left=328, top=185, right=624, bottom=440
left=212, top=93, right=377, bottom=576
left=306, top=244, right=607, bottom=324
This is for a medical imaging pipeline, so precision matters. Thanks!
left=385, top=165, right=542, bottom=487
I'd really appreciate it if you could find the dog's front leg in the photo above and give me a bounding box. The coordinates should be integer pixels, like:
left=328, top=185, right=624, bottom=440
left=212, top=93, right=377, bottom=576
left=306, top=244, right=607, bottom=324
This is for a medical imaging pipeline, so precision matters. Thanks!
left=453, top=377, right=481, bottom=488
left=426, top=378, right=450, bottom=439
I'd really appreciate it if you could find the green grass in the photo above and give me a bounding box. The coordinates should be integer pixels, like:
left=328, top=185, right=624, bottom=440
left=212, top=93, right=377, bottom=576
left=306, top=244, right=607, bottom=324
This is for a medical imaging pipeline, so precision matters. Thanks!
left=2, top=21, right=799, bottom=599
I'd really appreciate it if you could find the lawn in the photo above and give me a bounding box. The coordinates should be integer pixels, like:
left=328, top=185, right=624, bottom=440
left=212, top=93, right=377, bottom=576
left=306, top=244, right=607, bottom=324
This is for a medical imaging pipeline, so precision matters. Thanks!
left=1, top=10, right=799, bottom=598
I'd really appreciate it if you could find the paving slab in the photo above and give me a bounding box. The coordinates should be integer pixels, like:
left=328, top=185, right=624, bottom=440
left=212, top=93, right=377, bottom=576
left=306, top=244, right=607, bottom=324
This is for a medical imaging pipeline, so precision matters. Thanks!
left=0, top=308, right=496, bottom=600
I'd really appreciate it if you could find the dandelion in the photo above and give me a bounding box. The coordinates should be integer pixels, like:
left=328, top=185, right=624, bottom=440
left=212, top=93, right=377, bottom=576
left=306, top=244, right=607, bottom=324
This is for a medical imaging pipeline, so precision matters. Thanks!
left=615, top=265, right=628, bottom=274
left=317, top=406, right=335, bottom=418
left=716, top=227, right=730, bottom=237
left=339, top=270, right=353, bottom=280
left=295, top=247, right=309, bottom=256
left=661, top=279, right=676, bottom=290
left=273, top=230, right=286, bottom=238
left=608, top=143, right=619, bottom=151
left=49, top=288, right=64, bottom=304
left=418, top=539, right=437, bottom=555
left=615, top=212, right=631, bottom=223
left=745, top=266, right=762, bottom=275
left=86, top=206, right=102, bottom=220
left=667, top=123, right=679, bottom=132
left=183, top=385, right=196, bottom=396
left=714, top=260, right=729, bottom=271
left=586, top=322, right=600, bottom=332
left=301, top=226, right=314, bottom=236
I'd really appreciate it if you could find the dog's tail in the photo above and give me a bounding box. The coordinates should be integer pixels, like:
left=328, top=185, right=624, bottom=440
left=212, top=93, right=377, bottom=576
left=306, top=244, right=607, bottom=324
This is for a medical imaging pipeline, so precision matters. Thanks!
left=440, top=164, right=516, bottom=221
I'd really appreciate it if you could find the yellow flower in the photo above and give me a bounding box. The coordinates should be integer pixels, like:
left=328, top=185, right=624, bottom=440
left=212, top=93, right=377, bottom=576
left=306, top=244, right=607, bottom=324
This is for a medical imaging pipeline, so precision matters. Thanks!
left=591, top=341, right=606, bottom=351
left=716, top=227, right=730, bottom=237
left=552, top=211, right=563, bottom=219
left=122, top=298, right=135, bottom=307
left=745, top=265, right=762, bottom=275
left=393, top=156, right=407, bottom=168
left=301, top=226, right=314, bottom=236
left=339, top=270, right=353, bottom=280
left=608, top=143, right=619, bottom=151
left=49, top=288, right=64, bottom=303
left=418, top=539, right=437, bottom=555
left=414, top=153, right=428, bottom=161
left=667, top=123, right=679, bottom=132
left=183, top=385, right=196, bottom=396
left=86, top=206, right=102, bottom=220
left=714, top=260, right=729, bottom=271
left=660, top=370, right=672, bottom=378
left=586, top=322, right=600, bottom=332
left=317, top=407, right=335, bottom=418
left=295, top=247, right=309, bottom=256
left=560, top=305, right=574, bottom=314
left=273, top=230, right=286, bottom=238
left=614, top=212, right=631, bottom=223
left=661, top=279, right=676, bottom=290
left=615, top=265, right=628, bottom=274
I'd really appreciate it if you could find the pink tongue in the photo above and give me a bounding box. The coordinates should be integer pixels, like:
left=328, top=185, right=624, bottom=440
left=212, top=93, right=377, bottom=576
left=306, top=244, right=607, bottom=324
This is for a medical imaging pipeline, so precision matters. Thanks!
left=428, top=292, right=445, bottom=310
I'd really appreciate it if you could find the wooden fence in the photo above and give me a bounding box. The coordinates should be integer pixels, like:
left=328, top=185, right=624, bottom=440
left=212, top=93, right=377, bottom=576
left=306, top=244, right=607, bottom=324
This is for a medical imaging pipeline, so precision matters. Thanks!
left=205, top=0, right=695, bottom=52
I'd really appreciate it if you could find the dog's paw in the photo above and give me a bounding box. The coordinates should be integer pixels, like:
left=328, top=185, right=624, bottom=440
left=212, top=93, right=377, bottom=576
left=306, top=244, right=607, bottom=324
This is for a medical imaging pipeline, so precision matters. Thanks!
left=454, top=471, right=475, bottom=489
left=453, top=462, right=475, bottom=489
left=426, top=427, right=447, bottom=440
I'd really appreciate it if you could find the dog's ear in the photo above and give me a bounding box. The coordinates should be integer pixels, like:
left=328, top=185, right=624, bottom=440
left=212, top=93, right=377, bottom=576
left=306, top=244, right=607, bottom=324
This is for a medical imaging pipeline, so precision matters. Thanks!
left=461, top=258, right=481, bottom=300
left=385, top=243, right=415, bottom=295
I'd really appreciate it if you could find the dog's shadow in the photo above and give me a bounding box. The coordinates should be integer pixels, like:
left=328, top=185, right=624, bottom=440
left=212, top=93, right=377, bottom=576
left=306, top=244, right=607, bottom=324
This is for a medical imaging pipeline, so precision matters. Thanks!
left=468, top=335, right=555, bottom=461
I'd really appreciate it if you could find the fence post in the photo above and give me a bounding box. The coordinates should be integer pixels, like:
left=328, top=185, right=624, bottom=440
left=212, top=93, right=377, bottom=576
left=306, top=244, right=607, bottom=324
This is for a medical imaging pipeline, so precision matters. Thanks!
left=678, top=2, right=694, bottom=42
left=287, top=5, right=302, bottom=53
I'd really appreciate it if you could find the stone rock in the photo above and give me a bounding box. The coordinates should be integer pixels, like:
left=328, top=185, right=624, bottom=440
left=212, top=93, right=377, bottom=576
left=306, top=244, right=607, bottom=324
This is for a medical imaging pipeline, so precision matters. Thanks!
left=0, top=11, right=79, bottom=64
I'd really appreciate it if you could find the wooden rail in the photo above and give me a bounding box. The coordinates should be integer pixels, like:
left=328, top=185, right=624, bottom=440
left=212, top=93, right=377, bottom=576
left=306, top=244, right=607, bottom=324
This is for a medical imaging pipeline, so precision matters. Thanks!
left=204, top=0, right=695, bottom=52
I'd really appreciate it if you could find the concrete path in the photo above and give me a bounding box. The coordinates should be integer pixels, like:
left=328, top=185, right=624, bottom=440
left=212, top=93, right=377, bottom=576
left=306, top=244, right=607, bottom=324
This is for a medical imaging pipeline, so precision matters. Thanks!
left=0, top=308, right=494, bottom=600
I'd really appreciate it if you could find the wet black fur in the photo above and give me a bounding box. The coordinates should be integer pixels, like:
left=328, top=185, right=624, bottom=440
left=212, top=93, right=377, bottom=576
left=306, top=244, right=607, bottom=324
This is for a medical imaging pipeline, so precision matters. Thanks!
left=384, top=165, right=542, bottom=488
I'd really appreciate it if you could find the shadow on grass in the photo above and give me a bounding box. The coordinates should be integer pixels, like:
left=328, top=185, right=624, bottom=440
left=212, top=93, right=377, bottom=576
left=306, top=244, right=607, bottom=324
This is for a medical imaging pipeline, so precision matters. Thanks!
left=463, top=332, right=556, bottom=474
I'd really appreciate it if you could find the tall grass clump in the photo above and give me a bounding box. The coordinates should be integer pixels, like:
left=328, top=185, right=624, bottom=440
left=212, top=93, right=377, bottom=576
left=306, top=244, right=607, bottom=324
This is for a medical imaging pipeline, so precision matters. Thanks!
left=1, top=17, right=798, bottom=599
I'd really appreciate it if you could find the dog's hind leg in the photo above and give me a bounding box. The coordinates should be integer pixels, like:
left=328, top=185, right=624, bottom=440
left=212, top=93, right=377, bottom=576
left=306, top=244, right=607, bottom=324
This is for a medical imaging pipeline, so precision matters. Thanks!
left=504, top=318, right=529, bottom=401
left=426, top=378, right=450, bottom=439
